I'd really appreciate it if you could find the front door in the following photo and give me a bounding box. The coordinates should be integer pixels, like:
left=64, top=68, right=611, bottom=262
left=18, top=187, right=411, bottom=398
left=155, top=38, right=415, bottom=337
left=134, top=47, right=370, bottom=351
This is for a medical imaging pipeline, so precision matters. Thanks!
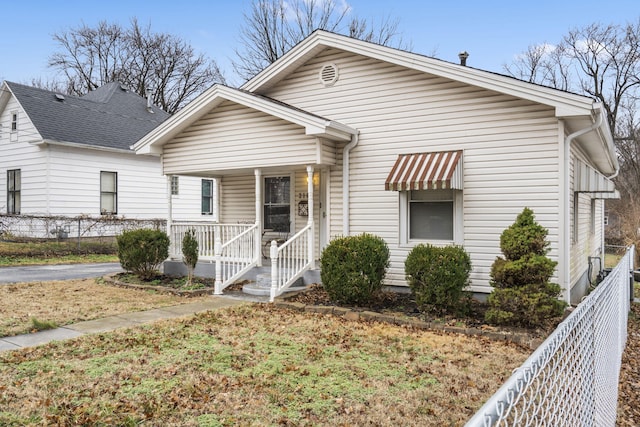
left=263, top=175, right=291, bottom=236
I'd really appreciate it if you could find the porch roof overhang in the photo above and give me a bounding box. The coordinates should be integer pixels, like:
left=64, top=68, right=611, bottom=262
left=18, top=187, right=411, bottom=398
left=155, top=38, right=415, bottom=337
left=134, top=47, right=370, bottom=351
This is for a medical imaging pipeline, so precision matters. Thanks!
left=385, top=150, right=463, bottom=191
left=133, top=85, right=357, bottom=155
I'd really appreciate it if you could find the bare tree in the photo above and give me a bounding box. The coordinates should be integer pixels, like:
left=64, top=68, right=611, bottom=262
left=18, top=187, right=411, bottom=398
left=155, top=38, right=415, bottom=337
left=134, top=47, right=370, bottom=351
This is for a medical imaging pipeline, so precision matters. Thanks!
left=233, top=0, right=408, bottom=81
left=504, top=19, right=640, bottom=249
left=48, top=19, right=225, bottom=113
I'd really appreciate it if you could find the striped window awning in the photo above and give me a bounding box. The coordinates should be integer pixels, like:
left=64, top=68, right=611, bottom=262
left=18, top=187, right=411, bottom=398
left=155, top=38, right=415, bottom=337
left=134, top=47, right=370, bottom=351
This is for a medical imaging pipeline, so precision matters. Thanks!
left=575, top=160, right=616, bottom=194
left=385, top=150, right=463, bottom=191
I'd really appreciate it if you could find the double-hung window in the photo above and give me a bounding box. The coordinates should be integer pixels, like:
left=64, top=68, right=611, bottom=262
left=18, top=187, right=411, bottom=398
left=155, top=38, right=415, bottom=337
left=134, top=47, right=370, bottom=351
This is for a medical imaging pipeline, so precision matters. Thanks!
left=7, top=169, right=20, bottom=214
left=264, top=176, right=291, bottom=232
left=10, top=112, right=17, bottom=132
left=100, top=171, right=117, bottom=215
left=201, top=179, right=213, bottom=215
left=399, top=189, right=462, bottom=244
left=10, top=112, right=18, bottom=142
left=408, top=190, right=454, bottom=241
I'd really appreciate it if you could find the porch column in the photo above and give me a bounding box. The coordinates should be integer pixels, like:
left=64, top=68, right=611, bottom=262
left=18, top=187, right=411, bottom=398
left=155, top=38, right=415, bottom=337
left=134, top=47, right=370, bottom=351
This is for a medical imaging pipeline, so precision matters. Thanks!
left=255, top=168, right=262, bottom=267
left=166, top=174, right=174, bottom=258
left=307, top=165, right=315, bottom=267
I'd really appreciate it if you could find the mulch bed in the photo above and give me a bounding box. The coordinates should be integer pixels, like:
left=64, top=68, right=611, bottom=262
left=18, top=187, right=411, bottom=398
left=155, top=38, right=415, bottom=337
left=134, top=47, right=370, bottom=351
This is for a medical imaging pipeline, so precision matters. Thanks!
left=287, top=284, right=553, bottom=329
left=106, top=274, right=554, bottom=348
left=104, top=273, right=217, bottom=297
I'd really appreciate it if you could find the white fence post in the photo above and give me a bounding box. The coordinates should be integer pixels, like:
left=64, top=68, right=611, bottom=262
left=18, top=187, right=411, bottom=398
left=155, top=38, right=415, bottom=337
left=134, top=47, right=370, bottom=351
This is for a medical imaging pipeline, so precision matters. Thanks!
left=270, top=241, right=279, bottom=302
left=213, top=234, right=223, bottom=295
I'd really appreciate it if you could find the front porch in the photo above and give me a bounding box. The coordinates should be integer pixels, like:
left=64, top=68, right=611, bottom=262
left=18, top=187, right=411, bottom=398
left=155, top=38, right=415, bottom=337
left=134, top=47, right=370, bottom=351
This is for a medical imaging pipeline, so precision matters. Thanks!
left=164, top=166, right=320, bottom=302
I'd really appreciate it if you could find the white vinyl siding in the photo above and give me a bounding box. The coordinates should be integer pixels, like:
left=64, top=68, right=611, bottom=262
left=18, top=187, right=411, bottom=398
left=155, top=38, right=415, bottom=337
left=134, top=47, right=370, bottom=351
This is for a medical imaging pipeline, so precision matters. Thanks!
left=569, top=149, right=603, bottom=296
left=0, top=96, right=47, bottom=214
left=45, top=145, right=167, bottom=218
left=171, top=175, right=215, bottom=221
left=264, top=48, right=561, bottom=291
left=162, top=101, right=318, bottom=176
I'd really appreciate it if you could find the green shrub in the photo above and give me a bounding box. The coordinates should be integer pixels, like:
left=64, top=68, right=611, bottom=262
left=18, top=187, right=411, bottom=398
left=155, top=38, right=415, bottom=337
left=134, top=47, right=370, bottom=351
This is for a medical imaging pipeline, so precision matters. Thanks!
left=499, top=207, right=550, bottom=260
left=182, top=228, right=199, bottom=286
left=485, top=208, right=566, bottom=328
left=405, top=244, right=471, bottom=315
left=320, top=233, right=390, bottom=305
left=117, top=228, right=170, bottom=280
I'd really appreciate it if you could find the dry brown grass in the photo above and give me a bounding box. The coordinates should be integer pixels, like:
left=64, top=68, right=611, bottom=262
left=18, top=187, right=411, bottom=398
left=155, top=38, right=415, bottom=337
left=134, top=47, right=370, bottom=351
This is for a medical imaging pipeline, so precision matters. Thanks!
left=0, top=279, right=210, bottom=337
left=0, top=304, right=529, bottom=426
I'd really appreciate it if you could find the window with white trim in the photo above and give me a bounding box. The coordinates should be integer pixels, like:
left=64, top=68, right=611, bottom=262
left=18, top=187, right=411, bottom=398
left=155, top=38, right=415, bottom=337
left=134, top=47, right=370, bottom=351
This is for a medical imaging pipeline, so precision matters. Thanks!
left=10, top=112, right=17, bottom=132
left=201, top=179, right=213, bottom=215
left=100, top=171, right=117, bottom=215
left=400, top=189, right=462, bottom=244
left=7, top=169, right=20, bottom=214
left=264, top=176, right=291, bottom=232
left=9, top=111, right=18, bottom=142
left=171, top=176, right=179, bottom=196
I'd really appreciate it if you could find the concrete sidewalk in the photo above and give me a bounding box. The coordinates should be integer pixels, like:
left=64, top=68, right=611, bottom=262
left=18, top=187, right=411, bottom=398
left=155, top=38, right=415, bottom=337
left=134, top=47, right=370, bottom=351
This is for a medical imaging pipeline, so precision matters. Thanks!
left=0, top=297, right=245, bottom=353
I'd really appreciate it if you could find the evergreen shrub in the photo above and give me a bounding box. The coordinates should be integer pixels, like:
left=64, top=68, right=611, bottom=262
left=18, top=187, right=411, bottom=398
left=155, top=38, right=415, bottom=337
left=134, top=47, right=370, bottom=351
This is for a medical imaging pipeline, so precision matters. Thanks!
left=117, top=228, right=169, bottom=280
left=320, top=233, right=390, bottom=305
left=182, top=228, right=199, bottom=286
left=485, top=208, right=566, bottom=327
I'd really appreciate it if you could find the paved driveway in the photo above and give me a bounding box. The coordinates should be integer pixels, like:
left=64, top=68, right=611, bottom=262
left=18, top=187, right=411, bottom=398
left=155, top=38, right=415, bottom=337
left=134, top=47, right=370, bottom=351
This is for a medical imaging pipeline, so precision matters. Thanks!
left=0, top=263, right=123, bottom=284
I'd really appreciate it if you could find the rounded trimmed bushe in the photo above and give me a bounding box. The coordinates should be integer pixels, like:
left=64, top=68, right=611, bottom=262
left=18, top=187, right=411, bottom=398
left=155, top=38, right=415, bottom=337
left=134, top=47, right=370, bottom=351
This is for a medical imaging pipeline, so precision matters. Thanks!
left=320, top=233, right=390, bottom=305
left=405, top=243, right=471, bottom=315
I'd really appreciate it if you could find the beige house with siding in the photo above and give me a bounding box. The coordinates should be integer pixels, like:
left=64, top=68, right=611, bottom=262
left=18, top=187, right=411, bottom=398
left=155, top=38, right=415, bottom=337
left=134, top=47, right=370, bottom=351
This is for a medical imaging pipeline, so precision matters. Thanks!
left=134, top=30, right=618, bottom=304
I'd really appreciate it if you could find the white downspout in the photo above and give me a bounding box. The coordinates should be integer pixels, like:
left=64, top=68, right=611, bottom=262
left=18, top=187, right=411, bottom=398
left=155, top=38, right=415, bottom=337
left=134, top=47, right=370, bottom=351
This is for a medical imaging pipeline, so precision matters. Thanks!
left=342, top=132, right=359, bottom=235
left=563, top=111, right=604, bottom=304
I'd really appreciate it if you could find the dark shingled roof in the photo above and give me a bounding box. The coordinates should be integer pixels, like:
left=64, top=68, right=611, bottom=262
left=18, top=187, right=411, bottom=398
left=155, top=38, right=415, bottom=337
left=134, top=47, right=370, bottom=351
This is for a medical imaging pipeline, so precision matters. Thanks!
left=7, top=81, right=170, bottom=151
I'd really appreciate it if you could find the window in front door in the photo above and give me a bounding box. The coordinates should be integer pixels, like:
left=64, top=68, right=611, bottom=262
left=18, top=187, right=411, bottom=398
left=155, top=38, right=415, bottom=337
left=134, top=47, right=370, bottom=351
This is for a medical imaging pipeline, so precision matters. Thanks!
left=264, top=176, right=290, bottom=232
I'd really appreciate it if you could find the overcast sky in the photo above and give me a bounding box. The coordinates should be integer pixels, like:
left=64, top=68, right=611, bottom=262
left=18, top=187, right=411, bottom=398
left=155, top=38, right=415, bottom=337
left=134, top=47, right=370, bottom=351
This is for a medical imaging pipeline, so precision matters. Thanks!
left=1, top=0, right=638, bottom=87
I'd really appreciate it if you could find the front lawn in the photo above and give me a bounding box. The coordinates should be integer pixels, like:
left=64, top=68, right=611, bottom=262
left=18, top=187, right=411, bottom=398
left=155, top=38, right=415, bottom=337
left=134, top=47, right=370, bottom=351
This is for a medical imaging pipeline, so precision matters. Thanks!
left=0, top=279, right=210, bottom=337
left=0, top=304, right=528, bottom=426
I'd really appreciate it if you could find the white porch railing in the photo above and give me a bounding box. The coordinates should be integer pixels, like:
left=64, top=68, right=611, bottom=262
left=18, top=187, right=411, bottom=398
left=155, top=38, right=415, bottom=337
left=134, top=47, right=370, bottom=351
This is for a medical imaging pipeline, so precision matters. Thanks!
left=169, top=222, right=259, bottom=293
left=214, top=223, right=259, bottom=294
left=170, top=222, right=256, bottom=259
left=269, top=222, right=313, bottom=302
left=466, top=245, right=635, bottom=427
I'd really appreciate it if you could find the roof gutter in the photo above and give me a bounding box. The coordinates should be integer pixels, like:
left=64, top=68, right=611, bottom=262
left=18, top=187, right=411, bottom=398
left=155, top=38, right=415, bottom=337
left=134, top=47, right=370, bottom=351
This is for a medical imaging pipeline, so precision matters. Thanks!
left=342, top=132, right=360, bottom=235
left=561, top=109, right=605, bottom=304
left=41, top=139, right=143, bottom=155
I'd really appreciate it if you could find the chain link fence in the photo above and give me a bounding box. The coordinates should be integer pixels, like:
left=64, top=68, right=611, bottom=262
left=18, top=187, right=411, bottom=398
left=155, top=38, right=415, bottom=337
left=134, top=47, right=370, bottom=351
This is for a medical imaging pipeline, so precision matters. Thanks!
left=466, top=246, right=634, bottom=426
left=0, top=214, right=166, bottom=242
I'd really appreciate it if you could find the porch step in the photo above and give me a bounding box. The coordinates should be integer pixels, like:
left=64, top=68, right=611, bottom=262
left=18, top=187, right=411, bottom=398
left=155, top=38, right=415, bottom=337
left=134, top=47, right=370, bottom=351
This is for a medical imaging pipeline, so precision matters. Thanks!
left=242, top=273, right=306, bottom=296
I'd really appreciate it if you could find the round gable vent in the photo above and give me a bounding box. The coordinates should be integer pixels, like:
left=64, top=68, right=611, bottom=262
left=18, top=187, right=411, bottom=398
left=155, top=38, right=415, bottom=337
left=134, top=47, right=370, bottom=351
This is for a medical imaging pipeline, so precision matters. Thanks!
left=319, top=63, right=339, bottom=87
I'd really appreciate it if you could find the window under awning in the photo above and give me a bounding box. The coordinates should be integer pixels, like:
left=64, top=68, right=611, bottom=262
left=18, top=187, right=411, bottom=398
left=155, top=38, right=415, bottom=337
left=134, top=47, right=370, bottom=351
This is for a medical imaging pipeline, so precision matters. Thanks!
left=575, top=159, right=616, bottom=194
left=385, top=150, right=463, bottom=191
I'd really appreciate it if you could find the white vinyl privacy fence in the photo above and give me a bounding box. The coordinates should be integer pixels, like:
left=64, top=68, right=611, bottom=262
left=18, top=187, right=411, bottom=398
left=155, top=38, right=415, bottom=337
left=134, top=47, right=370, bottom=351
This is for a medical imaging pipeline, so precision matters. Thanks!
left=466, top=246, right=635, bottom=427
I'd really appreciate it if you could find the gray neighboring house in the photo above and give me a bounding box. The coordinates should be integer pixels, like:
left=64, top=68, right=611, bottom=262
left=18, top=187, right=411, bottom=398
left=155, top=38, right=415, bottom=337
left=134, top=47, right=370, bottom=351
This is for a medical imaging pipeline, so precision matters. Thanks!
left=0, top=81, right=211, bottom=223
